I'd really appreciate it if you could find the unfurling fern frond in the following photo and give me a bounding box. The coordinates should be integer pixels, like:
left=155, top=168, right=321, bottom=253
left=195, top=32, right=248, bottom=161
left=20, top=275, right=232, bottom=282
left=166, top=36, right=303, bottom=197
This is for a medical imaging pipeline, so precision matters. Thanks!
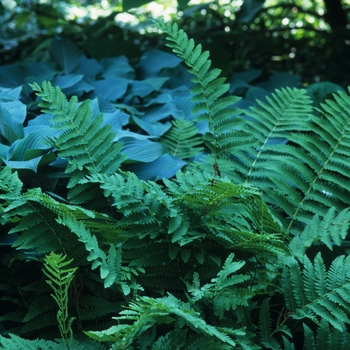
left=30, top=81, right=125, bottom=204
left=160, top=119, right=204, bottom=159
left=282, top=253, right=350, bottom=331
left=43, top=253, right=77, bottom=348
left=154, top=19, right=255, bottom=176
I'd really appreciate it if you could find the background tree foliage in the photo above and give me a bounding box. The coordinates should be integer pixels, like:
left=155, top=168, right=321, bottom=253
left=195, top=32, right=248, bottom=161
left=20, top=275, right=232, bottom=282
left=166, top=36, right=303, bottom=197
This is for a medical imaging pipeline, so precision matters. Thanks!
left=1, top=0, right=350, bottom=85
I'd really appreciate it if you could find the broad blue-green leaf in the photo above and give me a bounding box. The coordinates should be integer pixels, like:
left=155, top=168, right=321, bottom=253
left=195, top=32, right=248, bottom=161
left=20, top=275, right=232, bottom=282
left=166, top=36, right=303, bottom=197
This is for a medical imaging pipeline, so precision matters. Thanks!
left=7, top=127, right=60, bottom=161
left=259, top=73, right=300, bottom=91
left=143, top=77, right=169, bottom=91
left=50, top=37, right=82, bottom=74
left=62, top=80, right=94, bottom=97
left=245, top=86, right=271, bottom=104
left=114, top=130, right=153, bottom=142
left=127, top=80, right=156, bottom=98
left=76, top=55, right=102, bottom=81
left=307, top=82, right=344, bottom=106
left=0, top=104, right=24, bottom=143
left=52, top=74, right=84, bottom=89
left=127, top=154, right=186, bottom=180
left=136, top=50, right=182, bottom=78
left=0, top=86, right=22, bottom=100
left=92, top=78, right=128, bottom=101
left=101, top=56, right=134, bottom=79
left=0, top=144, right=9, bottom=159
left=133, top=116, right=171, bottom=137
left=2, top=100, right=26, bottom=124
left=102, top=110, right=130, bottom=131
left=0, top=64, right=27, bottom=88
left=3, top=157, right=43, bottom=172
left=142, top=103, right=184, bottom=122
left=121, top=138, right=165, bottom=162
left=144, top=93, right=172, bottom=107
left=27, top=114, right=52, bottom=127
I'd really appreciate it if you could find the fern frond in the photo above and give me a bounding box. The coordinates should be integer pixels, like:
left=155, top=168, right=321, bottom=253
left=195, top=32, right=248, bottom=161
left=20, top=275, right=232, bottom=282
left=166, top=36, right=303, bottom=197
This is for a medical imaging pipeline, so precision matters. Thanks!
left=0, top=166, right=22, bottom=196
left=30, top=81, right=125, bottom=204
left=160, top=119, right=204, bottom=159
left=154, top=19, right=254, bottom=174
left=43, top=253, right=77, bottom=348
left=186, top=253, right=253, bottom=320
left=282, top=253, right=350, bottom=331
left=260, top=88, right=350, bottom=231
left=299, top=321, right=350, bottom=350
left=0, top=333, right=107, bottom=350
left=0, top=333, right=63, bottom=350
left=289, top=207, right=350, bottom=259
left=86, top=294, right=240, bottom=347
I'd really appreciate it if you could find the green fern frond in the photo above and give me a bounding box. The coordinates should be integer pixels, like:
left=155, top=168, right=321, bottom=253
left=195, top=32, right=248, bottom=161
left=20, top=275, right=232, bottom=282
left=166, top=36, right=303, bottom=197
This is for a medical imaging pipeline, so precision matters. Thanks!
left=0, top=166, right=22, bottom=196
left=0, top=333, right=64, bottom=350
left=86, top=294, right=240, bottom=348
left=282, top=253, right=350, bottom=331
left=235, top=87, right=313, bottom=181
left=154, top=19, right=254, bottom=174
left=30, top=81, right=125, bottom=204
left=0, top=333, right=107, bottom=350
left=160, top=119, right=204, bottom=159
left=289, top=207, right=350, bottom=259
left=261, top=88, right=350, bottom=231
left=300, top=321, right=350, bottom=350
left=186, top=253, right=253, bottom=320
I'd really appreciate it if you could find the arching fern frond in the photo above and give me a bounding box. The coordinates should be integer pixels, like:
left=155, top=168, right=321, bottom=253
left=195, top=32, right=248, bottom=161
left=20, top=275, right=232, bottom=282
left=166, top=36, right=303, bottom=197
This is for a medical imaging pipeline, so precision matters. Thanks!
left=154, top=19, right=255, bottom=175
left=160, top=119, right=204, bottom=159
left=282, top=253, right=350, bottom=331
left=266, top=88, right=350, bottom=231
left=233, top=87, right=313, bottom=184
left=30, top=81, right=125, bottom=204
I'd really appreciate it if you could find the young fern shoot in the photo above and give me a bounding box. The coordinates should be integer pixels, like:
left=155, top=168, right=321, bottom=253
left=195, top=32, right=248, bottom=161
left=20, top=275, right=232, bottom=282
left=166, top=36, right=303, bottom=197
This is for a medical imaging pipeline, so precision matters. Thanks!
left=43, top=253, right=77, bottom=349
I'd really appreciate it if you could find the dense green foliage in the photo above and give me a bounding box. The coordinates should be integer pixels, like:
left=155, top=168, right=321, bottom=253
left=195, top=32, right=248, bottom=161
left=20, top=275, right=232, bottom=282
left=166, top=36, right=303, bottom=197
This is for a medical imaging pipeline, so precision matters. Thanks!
left=1, top=16, right=350, bottom=349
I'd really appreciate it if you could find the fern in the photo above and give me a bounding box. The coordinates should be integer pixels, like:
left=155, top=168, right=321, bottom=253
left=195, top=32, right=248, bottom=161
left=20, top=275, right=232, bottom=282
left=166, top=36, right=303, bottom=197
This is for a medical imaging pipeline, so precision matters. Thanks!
left=185, top=253, right=254, bottom=319
left=266, top=88, right=350, bottom=231
left=300, top=321, right=350, bottom=350
left=289, top=207, right=350, bottom=259
left=282, top=253, right=350, bottom=331
left=0, top=333, right=108, bottom=350
left=160, top=119, right=204, bottom=159
left=43, top=253, right=77, bottom=349
left=85, top=293, right=244, bottom=348
left=154, top=19, right=255, bottom=176
left=30, top=81, right=125, bottom=204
